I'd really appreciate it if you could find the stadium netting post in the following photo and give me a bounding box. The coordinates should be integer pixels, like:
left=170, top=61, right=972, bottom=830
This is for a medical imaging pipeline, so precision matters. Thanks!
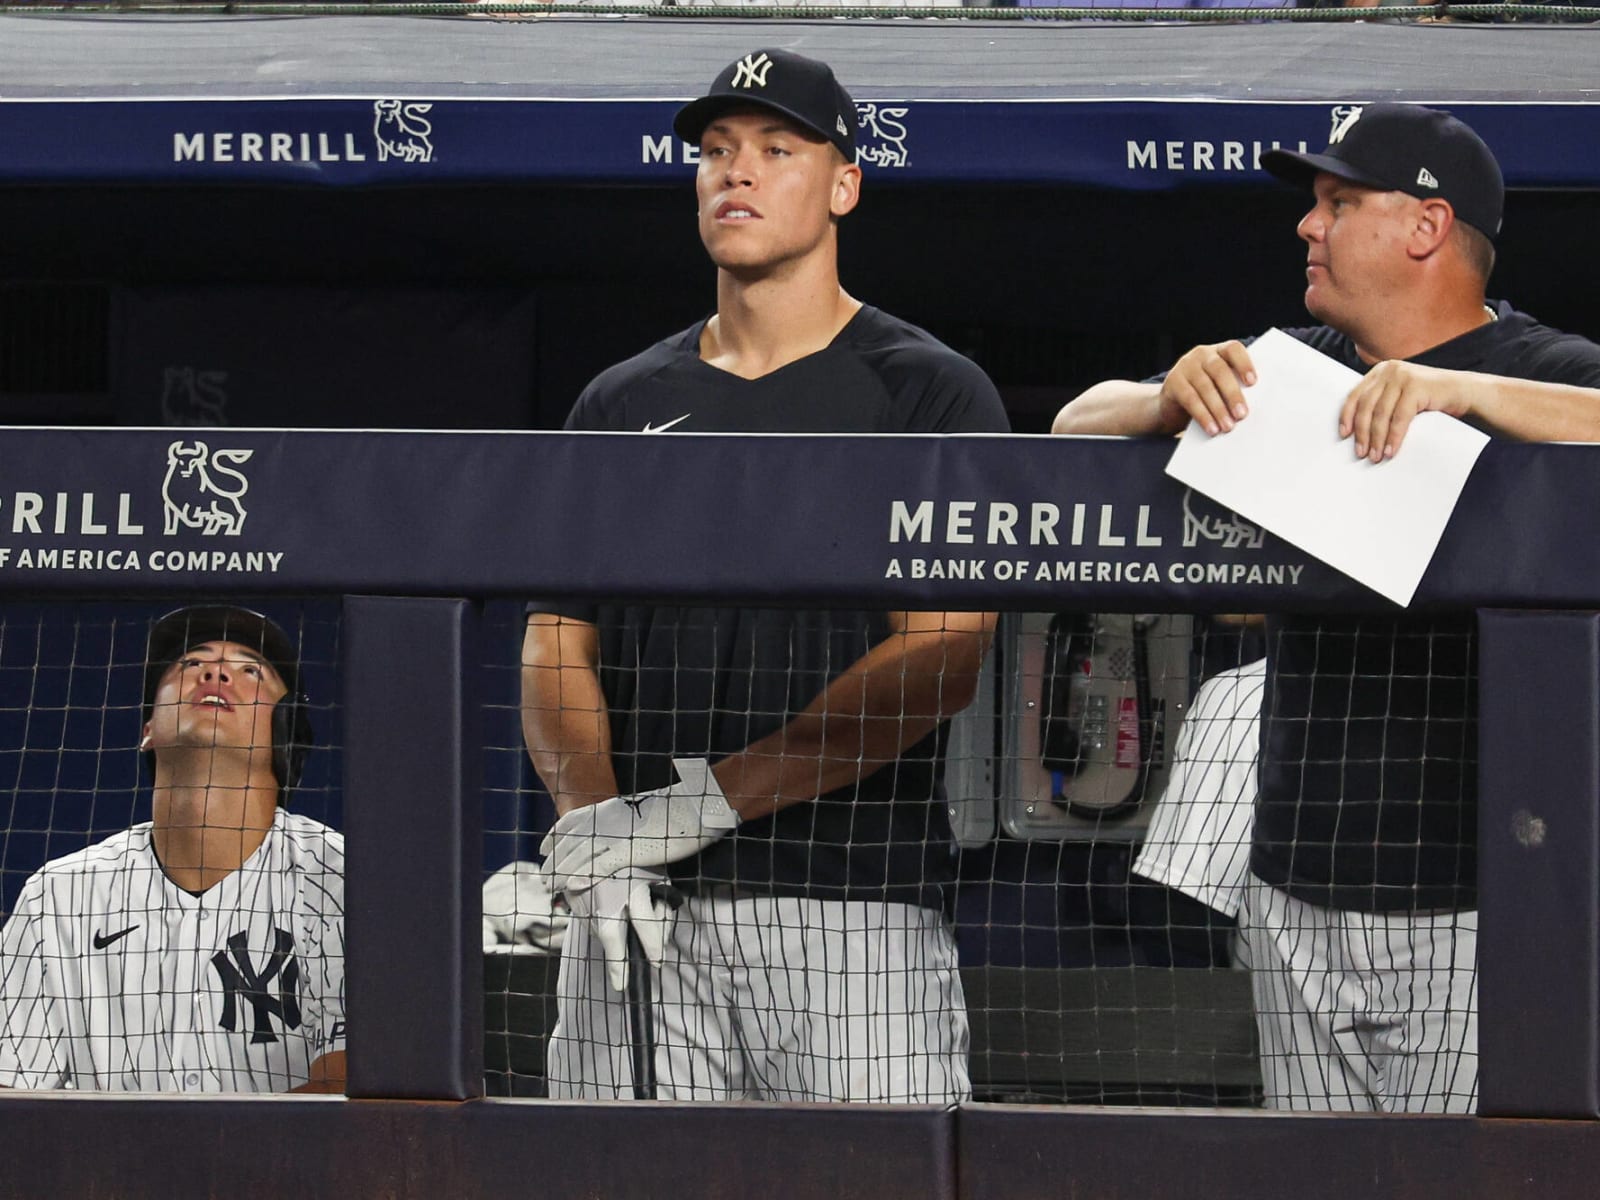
left=343, top=595, right=484, bottom=1100
left=1478, top=610, right=1600, bottom=1119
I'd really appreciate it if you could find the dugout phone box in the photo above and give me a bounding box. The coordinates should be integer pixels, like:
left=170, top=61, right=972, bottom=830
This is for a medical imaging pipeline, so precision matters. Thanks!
left=995, top=612, right=1191, bottom=842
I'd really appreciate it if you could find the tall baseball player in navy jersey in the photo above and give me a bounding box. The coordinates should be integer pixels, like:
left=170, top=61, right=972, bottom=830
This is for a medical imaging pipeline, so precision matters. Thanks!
left=0, top=605, right=345, bottom=1093
left=1055, top=103, right=1600, bottom=1112
left=523, top=48, right=1009, bottom=1102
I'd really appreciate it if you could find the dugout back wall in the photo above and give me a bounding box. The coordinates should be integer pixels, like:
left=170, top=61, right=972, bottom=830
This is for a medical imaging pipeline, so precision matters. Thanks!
left=3, top=17, right=1600, bottom=432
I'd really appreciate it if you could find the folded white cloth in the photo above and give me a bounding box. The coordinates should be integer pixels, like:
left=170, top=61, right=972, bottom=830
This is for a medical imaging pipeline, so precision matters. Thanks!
left=482, top=860, right=569, bottom=953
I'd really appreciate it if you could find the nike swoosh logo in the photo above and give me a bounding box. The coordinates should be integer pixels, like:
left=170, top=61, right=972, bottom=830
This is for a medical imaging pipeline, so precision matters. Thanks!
left=642, top=414, right=690, bottom=433
left=92, top=925, right=139, bottom=950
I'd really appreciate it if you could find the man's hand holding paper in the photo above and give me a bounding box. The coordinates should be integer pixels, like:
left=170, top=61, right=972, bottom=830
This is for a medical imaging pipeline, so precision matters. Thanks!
left=1164, top=328, right=1490, bottom=606
left=1339, top=359, right=1494, bottom=463
left=1154, top=340, right=1261, bottom=437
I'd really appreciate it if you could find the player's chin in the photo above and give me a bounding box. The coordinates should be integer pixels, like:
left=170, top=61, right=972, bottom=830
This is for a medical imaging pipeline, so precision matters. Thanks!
left=176, top=714, right=249, bottom=749
left=701, top=229, right=761, bottom=259
left=177, top=707, right=227, bottom=734
left=706, top=246, right=783, bottom=280
left=1302, top=286, right=1336, bottom=325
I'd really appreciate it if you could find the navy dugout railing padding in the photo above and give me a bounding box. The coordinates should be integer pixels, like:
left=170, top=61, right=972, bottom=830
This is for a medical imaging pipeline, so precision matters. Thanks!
left=0, top=1097, right=954, bottom=1200
left=0, top=1101, right=1595, bottom=1200
left=957, top=1108, right=1600, bottom=1200
left=8, top=429, right=1600, bottom=610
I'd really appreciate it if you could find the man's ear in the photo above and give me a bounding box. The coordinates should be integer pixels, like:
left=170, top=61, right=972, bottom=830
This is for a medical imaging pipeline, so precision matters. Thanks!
left=831, top=161, right=862, bottom=219
left=1410, top=197, right=1456, bottom=259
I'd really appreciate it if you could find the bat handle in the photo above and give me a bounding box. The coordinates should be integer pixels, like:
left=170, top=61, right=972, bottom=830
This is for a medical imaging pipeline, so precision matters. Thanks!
left=648, top=880, right=686, bottom=910
left=625, top=924, right=657, bottom=1100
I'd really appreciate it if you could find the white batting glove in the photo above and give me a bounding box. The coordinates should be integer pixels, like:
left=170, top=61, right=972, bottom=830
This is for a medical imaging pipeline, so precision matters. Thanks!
left=539, top=758, right=739, bottom=896
left=561, top=865, right=676, bottom=993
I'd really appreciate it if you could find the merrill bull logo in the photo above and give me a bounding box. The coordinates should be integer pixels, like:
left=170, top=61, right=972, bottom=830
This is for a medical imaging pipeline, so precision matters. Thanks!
left=162, top=440, right=254, bottom=536
left=161, top=366, right=229, bottom=426
left=857, top=103, right=910, bottom=169
left=374, top=100, right=434, bottom=164
left=1181, top=489, right=1265, bottom=550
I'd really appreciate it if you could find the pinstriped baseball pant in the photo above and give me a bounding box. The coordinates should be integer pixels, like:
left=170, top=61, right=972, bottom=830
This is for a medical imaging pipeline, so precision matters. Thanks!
left=547, top=892, right=970, bottom=1103
left=1240, top=873, right=1478, bottom=1113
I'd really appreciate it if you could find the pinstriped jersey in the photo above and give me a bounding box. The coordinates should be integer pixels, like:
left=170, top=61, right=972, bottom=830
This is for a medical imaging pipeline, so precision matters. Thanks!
left=1132, top=659, right=1263, bottom=922
left=0, top=810, right=344, bottom=1093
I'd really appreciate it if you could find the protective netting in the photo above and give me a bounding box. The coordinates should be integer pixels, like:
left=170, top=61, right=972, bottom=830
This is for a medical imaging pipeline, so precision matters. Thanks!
left=4, top=2, right=1598, bottom=19
left=0, top=597, right=1481, bottom=1108
left=486, top=605, right=1296, bottom=1105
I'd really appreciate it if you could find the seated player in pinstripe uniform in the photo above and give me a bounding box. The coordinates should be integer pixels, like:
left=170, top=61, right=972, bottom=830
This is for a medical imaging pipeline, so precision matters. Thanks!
left=1130, top=653, right=1264, bottom=970
left=1054, top=104, right=1600, bottom=1113
left=0, top=605, right=345, bottom=1093
left=524, top=49, right=1009, bottom=1103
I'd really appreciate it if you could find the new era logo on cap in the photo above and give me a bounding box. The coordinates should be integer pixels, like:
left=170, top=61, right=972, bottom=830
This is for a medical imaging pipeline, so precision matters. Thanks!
left=1417, top=167, right=1439, bottom=189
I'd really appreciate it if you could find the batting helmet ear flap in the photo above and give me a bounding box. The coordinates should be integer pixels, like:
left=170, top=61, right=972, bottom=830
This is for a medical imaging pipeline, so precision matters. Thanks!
left=271, top=693, right=314, bottom=809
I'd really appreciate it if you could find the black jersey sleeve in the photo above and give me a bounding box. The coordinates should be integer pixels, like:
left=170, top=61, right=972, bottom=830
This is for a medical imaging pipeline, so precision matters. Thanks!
left=560, top=367, right=631, bottom=432
left=1504, top=320, right=1600, bottom=389
left=908, top=349, right=1011, bottom=434
left=874, top=339, right=1010, bottom=433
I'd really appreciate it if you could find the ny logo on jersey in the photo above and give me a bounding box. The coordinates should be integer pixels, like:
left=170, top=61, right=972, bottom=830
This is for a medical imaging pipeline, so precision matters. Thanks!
left=731, top=52, right=773, bottom=90
left=211, top=928, right=304, bottom=1045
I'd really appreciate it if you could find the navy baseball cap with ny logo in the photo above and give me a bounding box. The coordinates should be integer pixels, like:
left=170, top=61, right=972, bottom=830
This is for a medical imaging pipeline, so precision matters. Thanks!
left=674, top=49, right=857, bottom=161
left=1262, top=102, right=1504, bottom=239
